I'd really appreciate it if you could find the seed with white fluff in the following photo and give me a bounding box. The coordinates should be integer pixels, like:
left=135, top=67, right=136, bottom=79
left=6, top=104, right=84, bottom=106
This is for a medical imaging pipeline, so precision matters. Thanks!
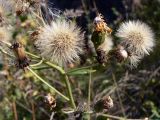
left=116, top=20, right=155, bottom=56
left=116, top=20, right=155, bottom=67
left=35, top=19, right=84, bottom=66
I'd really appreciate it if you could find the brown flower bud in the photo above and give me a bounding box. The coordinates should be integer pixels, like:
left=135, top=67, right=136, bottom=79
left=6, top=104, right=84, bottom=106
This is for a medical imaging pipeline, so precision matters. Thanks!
left=96, top=49, right=107, bottom=64
left=45, top=93, right=56, bottom=110
left=11, top=42, right=30, bottom=69
left=94, top=14, right=112, bottom=34
left=30, top=29, right=40, bottom=41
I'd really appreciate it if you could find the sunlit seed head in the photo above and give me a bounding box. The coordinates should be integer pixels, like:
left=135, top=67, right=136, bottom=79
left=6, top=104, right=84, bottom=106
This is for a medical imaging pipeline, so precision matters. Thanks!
left=35, top=19, right=85, bottom=66
left=116, top=20, right=155, bottom=56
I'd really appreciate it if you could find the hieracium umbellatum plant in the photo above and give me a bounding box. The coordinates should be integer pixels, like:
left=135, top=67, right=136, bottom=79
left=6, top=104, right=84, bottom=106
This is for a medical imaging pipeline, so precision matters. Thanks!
left=0, top=0, right=156, bottom=119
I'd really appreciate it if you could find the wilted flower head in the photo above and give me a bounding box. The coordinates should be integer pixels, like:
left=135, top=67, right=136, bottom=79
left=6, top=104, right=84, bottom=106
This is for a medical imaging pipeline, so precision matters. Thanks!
left=93, top=14, right=112, bottom=34
left=116, top=20, right=155, bottom=67
left=35, top=19, right=84, bottom=66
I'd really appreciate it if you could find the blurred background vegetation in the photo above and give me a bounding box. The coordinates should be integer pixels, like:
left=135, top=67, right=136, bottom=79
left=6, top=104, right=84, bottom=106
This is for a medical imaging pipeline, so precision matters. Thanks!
left=0, top=0, right=160, bottom=120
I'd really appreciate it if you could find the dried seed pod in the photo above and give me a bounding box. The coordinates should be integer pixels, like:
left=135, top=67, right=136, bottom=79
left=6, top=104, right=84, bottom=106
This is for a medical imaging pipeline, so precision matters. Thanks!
left=10, top=42, right=30, bottom=69
left=45, top=93, right=56, bottom=110
left=30, top=29, right=40, bottom=41
left=103, top=96, right=113, bottom=111
left=94, top=96, right=113, bottom=112
left=96, top=49, right=107, bottom=64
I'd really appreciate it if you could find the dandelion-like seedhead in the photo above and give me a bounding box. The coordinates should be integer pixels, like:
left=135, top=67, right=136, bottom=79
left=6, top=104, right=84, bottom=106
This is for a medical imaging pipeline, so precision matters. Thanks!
left=0, top=0, right=15, bottom=16
left=0, top=27, right=11, bottom=42
left=116, top=20, right=155, bottom=56
left=97, top=35, right=113, bottom=54
left=116, top=20, right=155, bottom=67
left=35, top=19, right=84, bottom=66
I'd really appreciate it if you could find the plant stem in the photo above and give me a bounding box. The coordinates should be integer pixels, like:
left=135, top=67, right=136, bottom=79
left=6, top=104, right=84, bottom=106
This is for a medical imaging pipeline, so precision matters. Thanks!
left=12, top=101, right=18, bottom=120
left=0, top=47, right=15, bottom=58
left=26, top=51, right=76, bottom=109
left=87, top=69, right=92, bottom=120
left=27, top=67, right=69, bottom=101
left=97, top=113, right=126, bottom=120
left=30, top=59, right=43, bottom=67
left=112, top=73, right=126, bottom=118
left=25, top=51, right=65, bottom=74
left=63, top=75, right=76, bottom=109
left=0, top=43, right=76, bottom=108
left=31, top=101, right=36, bottom=120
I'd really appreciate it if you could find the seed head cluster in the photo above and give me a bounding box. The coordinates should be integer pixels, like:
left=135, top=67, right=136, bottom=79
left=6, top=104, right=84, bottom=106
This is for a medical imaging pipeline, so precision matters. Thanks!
left=116, top=20, right=155, bottom=67
left=35, top=19, right=84, bottom=66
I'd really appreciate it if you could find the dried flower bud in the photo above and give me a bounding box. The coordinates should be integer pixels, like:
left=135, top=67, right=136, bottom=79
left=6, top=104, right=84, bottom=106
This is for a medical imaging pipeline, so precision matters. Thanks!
left=96, top=49, right=107, bottom=64
left=11, top=42, right=30, bottom=69
left=94, top=14, right=112, bottom=34
left=45, top=93, right=56, bottom=110
left=103, top=96, right=114, bottom=111
left=94, top=96, right=113, bottom=112
left=30, top=28, right=41, bottom=41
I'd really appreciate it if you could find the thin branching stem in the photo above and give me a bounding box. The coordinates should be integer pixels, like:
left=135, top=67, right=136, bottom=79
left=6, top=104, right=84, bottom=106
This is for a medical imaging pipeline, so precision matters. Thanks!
left=112, top=73, right=126, bottom=118
left=25, top=51, right=65, bottom=74
left=27, top=67, right=70, bottom=101
left=26, top=52, right=76, bottom=109
left=26, top=52, right=76, bottom=108
left=0, top=41, right=76, bottom=109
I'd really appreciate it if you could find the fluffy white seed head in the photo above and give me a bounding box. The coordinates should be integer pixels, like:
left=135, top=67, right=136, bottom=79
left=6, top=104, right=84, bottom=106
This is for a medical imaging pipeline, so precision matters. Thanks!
left=116, top=20, right=155, bottom=56
left=0, top=27, right=11, bottom=42
left=0, top=0, right=15, bottom=16
left=128, top=54, right=141, bottom=68
left=116, top=20, right=155, bottom=67
left=35, top=19, right=84, bottom=66
left=98, top=35, right=113, bottom=54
